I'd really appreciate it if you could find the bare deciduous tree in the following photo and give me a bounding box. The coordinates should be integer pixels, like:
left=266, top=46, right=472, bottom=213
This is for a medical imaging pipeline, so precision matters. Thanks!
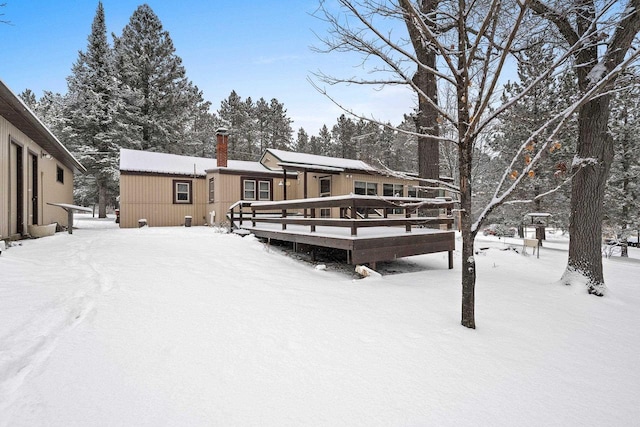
left=530, top=0, right=640, bottom=296
left=313, top=0, right=640, bottom=328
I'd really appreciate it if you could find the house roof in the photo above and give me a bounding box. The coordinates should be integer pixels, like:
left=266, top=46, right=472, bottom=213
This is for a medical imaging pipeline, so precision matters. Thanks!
left=120, top=149, right=217, bottom=176
left=119, top=149, right=285, bottom=176
left=262, top=148, right=377, bottom=173
left=0, top=79, right=85, bottom=174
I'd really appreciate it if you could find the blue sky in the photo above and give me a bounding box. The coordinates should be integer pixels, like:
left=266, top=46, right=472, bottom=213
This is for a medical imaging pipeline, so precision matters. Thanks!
left=0, top=1, right=414, bottom=136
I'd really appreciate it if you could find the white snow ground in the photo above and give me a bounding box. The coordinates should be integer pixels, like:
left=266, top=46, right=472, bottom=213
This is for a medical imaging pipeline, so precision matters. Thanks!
left=1, top=215, right=639, bottom=426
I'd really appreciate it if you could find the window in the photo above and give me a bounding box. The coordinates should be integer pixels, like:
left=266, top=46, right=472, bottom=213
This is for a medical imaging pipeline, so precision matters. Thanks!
left=408, top=186, right=418, bottom=198
left=319, top=177, right=331, bottom=197
left=209, top=178, right=215, bottom=202
left=354, top=181, right=377, bottom=195
left=259, top=181, right=270, bottom=200
left=244, top=180, right=256, bottom=200
left=383, top=183, right=404, bottom=198
left=173, top=180, right=192, bottom=204
left=383, top=183, right=404, bottom=214
left=242, top=178, right=272, bottom=201
left=56, top=166, right=64, bottom=184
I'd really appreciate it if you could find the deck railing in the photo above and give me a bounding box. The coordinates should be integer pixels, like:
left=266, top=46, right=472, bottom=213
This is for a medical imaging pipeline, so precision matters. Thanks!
left=229, top=195, right=454, bottom=236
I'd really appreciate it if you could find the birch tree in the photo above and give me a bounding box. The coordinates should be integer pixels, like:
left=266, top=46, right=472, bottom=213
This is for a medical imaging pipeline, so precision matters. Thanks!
left=313, top=0, right=639, bottom=328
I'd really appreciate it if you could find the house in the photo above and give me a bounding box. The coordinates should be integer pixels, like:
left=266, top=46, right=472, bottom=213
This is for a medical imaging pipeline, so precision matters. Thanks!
left=0, top=79, right=85, bottom=240
left=119, top=129, right=444, bottom=228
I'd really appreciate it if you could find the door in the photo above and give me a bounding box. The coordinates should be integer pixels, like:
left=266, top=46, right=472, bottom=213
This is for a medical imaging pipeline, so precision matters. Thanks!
left=10, top=143, right=24, bottom=235
left=319, top=177, right=331, bottom=218
left=29, top=152, right=38, bottom=225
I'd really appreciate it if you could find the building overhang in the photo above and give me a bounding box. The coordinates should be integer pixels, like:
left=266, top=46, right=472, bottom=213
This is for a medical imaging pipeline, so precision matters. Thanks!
left=0, top=79, right=86, bottom=174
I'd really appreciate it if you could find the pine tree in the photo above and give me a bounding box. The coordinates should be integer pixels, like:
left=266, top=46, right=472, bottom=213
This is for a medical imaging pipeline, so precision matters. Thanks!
left=605, top=73, right=640, bottom=248
left=295, top=128, right=309, bottom=152
left=317, top=125, right=333, bottom=156
left=332, top=115, right=357, bottom=159
left=18, top=90, right=37, bottom=110
left=181, top=84, right=218, bottom=157
left=485, top=44, right=576, bottom=230
left=268, top=98, right=293, bottom=150
left=218, top=91, right=252, bottom=160
left=113, top=4, right=193, bottom=153
left=66, top=1, right=120, bottom=218
left=255, top=97, right=271, bottom=153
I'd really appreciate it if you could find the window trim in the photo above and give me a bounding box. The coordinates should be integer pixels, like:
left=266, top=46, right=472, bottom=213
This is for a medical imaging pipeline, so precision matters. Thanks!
left=258, top=180, right=271, bottom=201
left=383, top=183, right=404, bottom=214
left=241, top=177, right=273, bottom=201
left=319, top=176, right=331, bottom=197
left=208, top=178, right=215, bottom=203
left=173, top=179, right=192, bottom=204
left=56, top=165, right=64, bottom=184
left=383, top=183, right=404, bottom=198
left=354, top=180, right=378, bottom=196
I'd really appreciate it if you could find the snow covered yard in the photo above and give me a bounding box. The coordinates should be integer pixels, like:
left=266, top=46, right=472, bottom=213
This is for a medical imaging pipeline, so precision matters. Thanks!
left=1, top=216, right=639, bottom=426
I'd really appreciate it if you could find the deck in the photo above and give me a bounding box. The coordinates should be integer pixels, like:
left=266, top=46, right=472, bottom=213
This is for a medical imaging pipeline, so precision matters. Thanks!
left=228, top=195, right=456, bottom=268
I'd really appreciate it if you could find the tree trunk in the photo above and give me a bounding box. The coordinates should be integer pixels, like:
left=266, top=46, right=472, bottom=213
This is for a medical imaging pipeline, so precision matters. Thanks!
left=561, top=96, right=613, bottom=295
left=402, top=0, right=440, bottom=196
left=415, top=66, right=440, bottom=189
left=459, top=140, right=476, bottom=329
left=98, top=181, right=107, bottom=219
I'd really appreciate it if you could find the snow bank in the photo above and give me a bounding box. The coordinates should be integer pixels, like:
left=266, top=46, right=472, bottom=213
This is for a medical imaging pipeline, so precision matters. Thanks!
left=1, top=216, right=639, bottom=426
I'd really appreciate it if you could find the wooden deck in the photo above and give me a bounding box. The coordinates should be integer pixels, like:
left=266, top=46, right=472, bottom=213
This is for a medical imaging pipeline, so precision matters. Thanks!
left=228, top=195, right=456, bottom=268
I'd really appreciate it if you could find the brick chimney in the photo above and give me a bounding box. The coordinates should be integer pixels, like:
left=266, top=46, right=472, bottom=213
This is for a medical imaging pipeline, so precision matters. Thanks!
left=216, top=127, right=229, bottom=168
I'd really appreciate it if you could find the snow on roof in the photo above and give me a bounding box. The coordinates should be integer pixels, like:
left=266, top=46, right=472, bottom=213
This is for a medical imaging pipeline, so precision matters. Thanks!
left=119, top=149, right=275, bottom=176
left=206, top=160, right=284, bottom=175
left=265, top=148, right=376, bottom=172
left=120, top=149, right=217, bottom=176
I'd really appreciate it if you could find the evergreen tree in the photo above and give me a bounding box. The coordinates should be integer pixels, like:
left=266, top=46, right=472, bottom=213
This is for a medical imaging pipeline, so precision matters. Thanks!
left=19, top=90, right=68, bottom=138
left=295, top=128, right=309, bottom=152
left=605, top=73, right=640, bottom=245
left=218, top=91, right=252, bottom=160
left=255, top=97, right=270, bottom=153
left=113, top=4, right=193, bottom=153
left=484, top=44, right=576, bottom=230
left=308, top=135, right=321, bottom=155
left=268, top=98, right=293, bottom=150
left=18, top=89, right=37, bottom=110
left=181, top=85, right=218, bottom=157
left=66, top=1, right=120, bottom=218
left=332, top=114, right=357, bottom=159
left=316, top=125, right=333, bottom=156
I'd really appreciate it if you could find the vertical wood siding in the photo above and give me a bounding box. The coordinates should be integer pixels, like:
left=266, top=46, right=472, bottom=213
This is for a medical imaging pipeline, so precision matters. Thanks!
left=1, top=116, right=74, bottom=238
left=119, top=174, right=207, bottom=228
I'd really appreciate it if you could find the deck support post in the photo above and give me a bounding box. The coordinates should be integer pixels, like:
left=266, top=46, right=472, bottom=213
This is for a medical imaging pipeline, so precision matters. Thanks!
left=310, top=208, right=316, bottom=233
left=405, top=208, right=412, bottom=233
left=66, top=208, right=73, bottom=234
left=448, top=251, right=454, bottom=269
left=282, top=209, right=287, bottom=230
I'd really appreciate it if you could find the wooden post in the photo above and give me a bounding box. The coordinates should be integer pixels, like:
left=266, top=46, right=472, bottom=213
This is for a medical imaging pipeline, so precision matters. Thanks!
left=282, top=209, right=287, bottom=230
left=448, top=251, right=454, bottom=269
left=351, top=199, right=357, bottom=236
left=303, top=170, right=308, bottom=218
left=311, top=208, right=316, bottom=233
left=66, top=208, right=73, bottom=234
left=405, top=208, right=412, bottom=233
left=283, top=169, right=287, bottom=200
